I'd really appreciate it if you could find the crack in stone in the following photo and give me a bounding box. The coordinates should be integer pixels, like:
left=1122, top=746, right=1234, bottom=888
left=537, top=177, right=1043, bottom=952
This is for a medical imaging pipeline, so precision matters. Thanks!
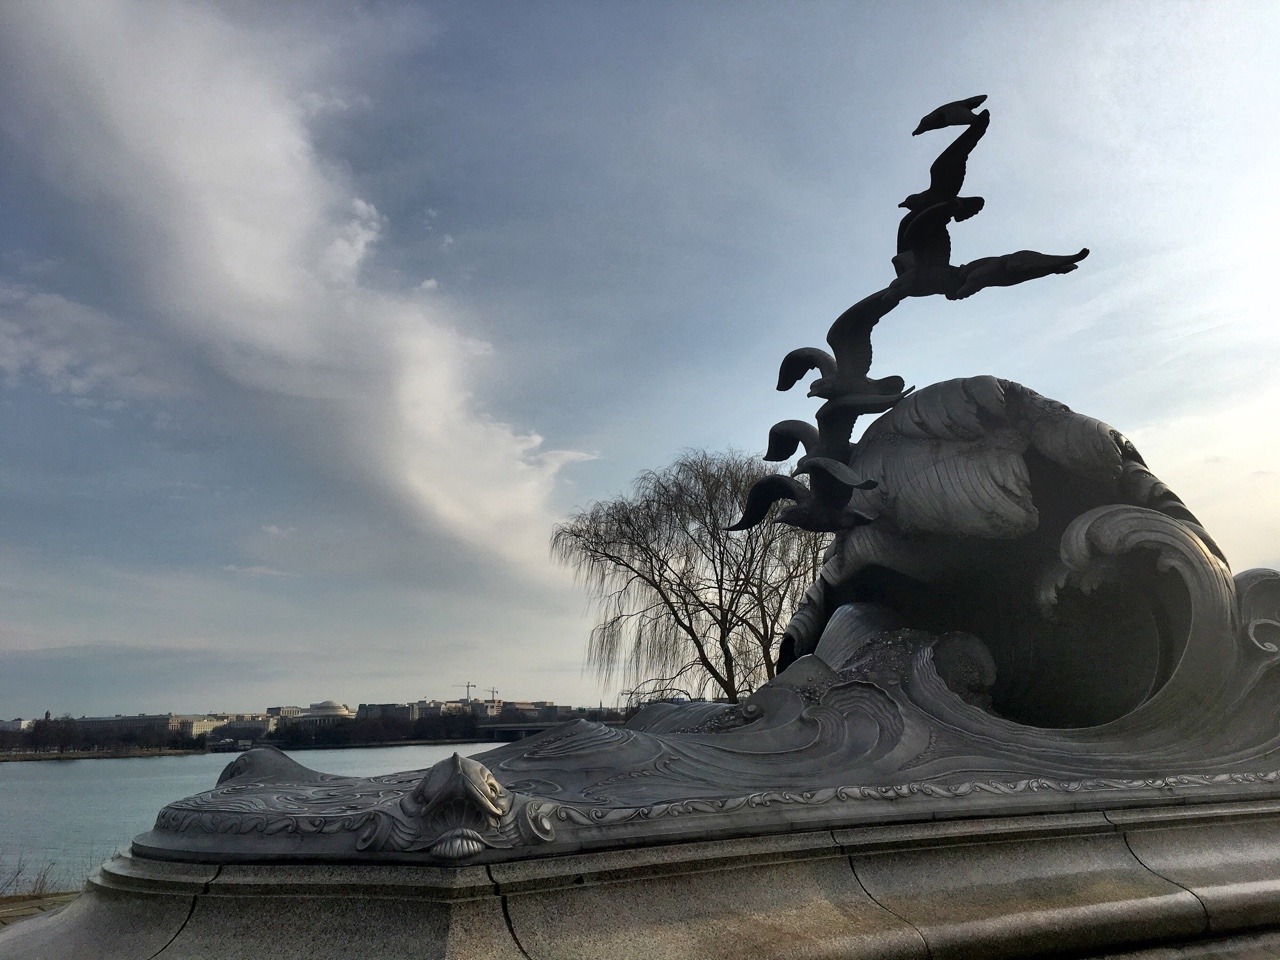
left=145, top=864, right=220, bottom=959
left=488, top=863, right=533, bottom=960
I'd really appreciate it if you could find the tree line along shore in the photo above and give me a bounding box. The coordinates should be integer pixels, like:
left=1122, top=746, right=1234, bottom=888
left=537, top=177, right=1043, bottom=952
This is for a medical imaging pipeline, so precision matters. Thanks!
left=0, top=711, right=487, bottom=760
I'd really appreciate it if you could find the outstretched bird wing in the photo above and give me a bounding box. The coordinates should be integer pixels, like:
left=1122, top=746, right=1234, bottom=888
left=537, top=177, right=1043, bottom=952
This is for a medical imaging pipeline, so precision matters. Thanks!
left=825, top=289, right=899, bottom=376
left=726, top=475, right=810, bottom=532
left=777, top=347, right=837, bottom=392
left=912, top=94, right=988, bottom=135
left=765, top=420, right=821, bottom=462
left=953, top=248, right=1090, bottom=300
left=927, top=109, right=990, bottom=200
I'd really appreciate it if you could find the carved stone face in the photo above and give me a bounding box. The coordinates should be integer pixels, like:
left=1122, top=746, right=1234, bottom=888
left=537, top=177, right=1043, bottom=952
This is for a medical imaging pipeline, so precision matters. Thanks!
left=415, top=753, right=511, bottom=824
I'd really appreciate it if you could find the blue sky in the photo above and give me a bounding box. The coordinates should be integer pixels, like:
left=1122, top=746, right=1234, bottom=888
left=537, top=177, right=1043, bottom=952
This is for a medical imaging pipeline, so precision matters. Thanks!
left=1, top=1, right=1278, bottom=717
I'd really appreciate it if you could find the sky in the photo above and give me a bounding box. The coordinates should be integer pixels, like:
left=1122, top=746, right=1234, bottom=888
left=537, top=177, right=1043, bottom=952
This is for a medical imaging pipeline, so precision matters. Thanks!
left=1, top=1, right=1278, bottom=718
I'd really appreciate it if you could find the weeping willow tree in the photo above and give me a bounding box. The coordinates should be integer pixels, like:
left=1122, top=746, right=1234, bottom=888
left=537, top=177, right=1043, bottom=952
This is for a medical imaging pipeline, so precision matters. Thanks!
left=551, top=450, right=828, bottom=703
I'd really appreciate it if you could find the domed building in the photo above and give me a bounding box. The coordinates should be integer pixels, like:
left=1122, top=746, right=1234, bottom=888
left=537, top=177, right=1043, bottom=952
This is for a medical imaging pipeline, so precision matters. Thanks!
left=307, top=700, right=354, bottom=718
left=272, top=700, right=356, bottom=732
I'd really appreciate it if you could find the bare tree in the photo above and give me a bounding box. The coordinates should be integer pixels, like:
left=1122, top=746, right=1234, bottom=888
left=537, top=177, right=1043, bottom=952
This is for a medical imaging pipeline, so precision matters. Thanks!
left=552, top=451, right=828, bottom=703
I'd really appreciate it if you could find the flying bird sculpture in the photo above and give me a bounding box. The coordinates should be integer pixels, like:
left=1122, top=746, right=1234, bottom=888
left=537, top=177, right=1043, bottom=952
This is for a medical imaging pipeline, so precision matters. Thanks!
left=891, top=109, right=990, bottom=298
left=739, top=286, right=910, bottom=533
left=912, top=93, right=988, bottom=135
left=891, top=100, right=1091, bottom=301
left=726, top=471, right=877, bottom=534
left=776, top=289, right=909, bottom=403
left=735, top=93, right=1091, bottom=562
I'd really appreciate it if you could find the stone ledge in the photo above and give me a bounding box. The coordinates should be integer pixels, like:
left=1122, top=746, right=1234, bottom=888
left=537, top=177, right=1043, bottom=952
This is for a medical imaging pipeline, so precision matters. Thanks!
left=10, top=800, right=1280, bottom=958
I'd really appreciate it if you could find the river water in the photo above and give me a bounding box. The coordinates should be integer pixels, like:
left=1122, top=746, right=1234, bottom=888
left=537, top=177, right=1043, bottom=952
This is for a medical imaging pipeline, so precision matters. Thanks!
left=0, top=743, right=489, bottom=892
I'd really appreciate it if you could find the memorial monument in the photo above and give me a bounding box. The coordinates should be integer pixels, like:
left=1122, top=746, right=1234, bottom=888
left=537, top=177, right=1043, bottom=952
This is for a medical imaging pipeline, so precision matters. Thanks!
left=8, top=97, right=1280, bottom=959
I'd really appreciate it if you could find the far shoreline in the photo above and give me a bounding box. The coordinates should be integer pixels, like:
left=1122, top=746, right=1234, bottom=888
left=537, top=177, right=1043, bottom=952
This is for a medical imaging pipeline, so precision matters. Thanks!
left=0, top=748, right=205, bottom=763
left=0, top=739, right=488, bottom=762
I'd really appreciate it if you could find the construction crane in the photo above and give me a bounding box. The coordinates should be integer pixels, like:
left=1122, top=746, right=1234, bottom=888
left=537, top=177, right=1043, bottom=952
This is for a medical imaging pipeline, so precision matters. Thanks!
left=485, top=687, right=499, bottom=702
left=453, top=681, right=476, bottom=701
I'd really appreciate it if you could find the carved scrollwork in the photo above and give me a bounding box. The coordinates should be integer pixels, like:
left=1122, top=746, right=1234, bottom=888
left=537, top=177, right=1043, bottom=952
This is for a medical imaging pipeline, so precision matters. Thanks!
left=150, top=748, right=553, bottom=864
left=1237, top=568, right=1280, bottom=655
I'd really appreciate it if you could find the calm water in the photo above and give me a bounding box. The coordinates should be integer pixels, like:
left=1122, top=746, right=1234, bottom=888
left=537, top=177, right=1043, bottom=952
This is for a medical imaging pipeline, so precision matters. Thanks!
left=0, top=743, right=490, bottom=892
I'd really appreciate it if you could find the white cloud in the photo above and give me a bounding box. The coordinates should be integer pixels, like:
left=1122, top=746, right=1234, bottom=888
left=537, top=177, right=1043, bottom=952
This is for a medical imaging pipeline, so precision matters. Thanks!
left=319, top=198, right=385, bottom=287
left=0, top=1, right=585, bottom=576
left=0, top=282, right=192, bottom=398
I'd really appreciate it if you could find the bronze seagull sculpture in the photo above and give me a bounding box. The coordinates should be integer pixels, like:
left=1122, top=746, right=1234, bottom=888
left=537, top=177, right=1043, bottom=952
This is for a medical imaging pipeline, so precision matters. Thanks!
left=772, top=289, right=913, bottom=485
left=912, top=94, right=988, bottom=136
left=764, top=419, right=825, bottom=467
left=891, top=109, right=990, bottom=298
left=734, top=95, right=1090, bottom=538
left=776, top=289, right=909, bottom=403
left=726, top=472, right=877, bottom=534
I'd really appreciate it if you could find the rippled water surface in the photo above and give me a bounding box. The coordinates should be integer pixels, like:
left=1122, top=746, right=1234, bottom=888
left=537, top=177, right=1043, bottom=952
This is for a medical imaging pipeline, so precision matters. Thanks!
left=0, top=743, right=489, bottom=892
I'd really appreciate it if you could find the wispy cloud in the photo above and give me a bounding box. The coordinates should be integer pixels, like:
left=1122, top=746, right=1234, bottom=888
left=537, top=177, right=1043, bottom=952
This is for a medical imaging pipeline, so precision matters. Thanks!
left=0, top=1, right=585, bottom=576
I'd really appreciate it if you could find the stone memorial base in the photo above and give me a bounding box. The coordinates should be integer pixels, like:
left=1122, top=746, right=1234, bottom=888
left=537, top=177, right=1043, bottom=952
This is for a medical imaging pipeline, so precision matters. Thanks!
left=9, top=796, right=1280, bottom=959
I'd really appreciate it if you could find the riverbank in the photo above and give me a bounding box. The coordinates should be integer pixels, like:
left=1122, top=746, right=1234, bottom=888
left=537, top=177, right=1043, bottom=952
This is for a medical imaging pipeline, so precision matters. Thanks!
left=0, top=738, right=489, bottom=763
left=0, top=748, right=205, bottom=763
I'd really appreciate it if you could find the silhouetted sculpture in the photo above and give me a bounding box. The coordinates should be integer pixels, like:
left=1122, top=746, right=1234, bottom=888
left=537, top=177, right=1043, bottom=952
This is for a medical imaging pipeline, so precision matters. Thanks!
left=952, top=247, right=1090, bottom=299
left=891, top=108, right=989, bottom=298
left=726, top=470, right=876, bottom=534
left=912, top=93, right=988, bottom=135
left=763, top=291, right=912, bottom=531
left=878, top=95, right=1093, bottom=302
left=737, top=97, right=1096, bottom=539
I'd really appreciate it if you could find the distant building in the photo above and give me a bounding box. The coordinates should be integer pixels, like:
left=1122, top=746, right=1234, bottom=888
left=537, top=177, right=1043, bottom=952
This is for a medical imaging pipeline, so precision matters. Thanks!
left=306, top=700, right=353, bottom=717
left=357, top=702, right=419, bottom=723
left=266, top=706, right=304, bottom=718
left=0, top=718, right=35, bottom=732
left=357, top=698, right=501, bottom=722
left=77, top=714, right=222, bottom=739
left=274, top=700, right=355, bottom=731
left=208, top=714, right=276, bottom=740
left=496, top=701, right=575, bottom=722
